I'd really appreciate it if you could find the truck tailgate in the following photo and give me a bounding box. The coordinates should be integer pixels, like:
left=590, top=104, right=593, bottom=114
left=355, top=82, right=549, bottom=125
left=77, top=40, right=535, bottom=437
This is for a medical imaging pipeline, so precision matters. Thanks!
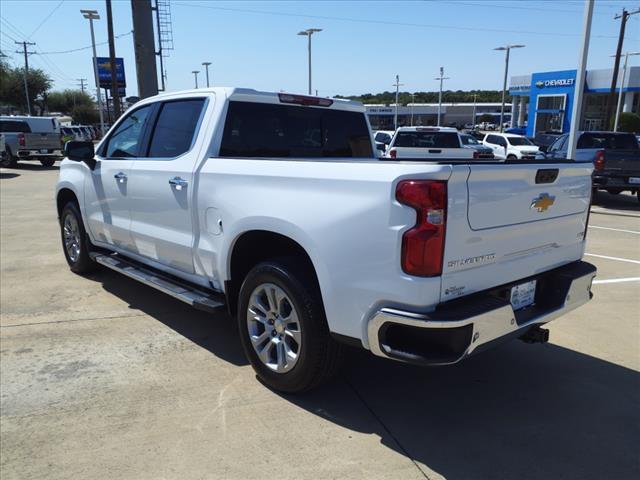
left=441, top=163, right=592, bottom=303
left=25, top=133, right=60, bottom=150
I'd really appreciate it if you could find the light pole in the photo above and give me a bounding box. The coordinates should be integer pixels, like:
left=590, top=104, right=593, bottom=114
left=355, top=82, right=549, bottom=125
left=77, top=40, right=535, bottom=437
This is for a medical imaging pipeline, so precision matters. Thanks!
left=297, top=28, right=322, bottom=95
left=81, top=9, right=105, bottom=136
left=435, top=67, right=449, bottom=127
left=472, top=93, right=477, bottom=127
left=202, top=62, right=212, bottom=88
left=392, top=75, right=404, bottom=130
left=494, top=44, right=524, bottom=132
left=611, top=51, right=640, bottom=131
left=410, top=93, right=415, bottom=126
left=192, top=70, right=200, bottom=88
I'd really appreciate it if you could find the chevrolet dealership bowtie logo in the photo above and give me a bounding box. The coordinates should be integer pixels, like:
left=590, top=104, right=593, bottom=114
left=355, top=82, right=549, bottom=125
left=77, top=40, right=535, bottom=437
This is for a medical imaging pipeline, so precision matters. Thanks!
left=531, top=193, right=555, bottom=212
left=535, top=80, right=544, bottom=88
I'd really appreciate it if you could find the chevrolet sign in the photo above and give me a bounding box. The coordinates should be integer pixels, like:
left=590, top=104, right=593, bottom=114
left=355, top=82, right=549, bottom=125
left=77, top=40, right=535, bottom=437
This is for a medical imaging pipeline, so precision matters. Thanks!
left=535, top=78, right=575, bottom=88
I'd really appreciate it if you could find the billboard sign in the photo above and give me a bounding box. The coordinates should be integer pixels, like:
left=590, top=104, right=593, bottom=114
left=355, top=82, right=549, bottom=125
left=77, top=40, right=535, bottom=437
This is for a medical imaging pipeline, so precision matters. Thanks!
left=96, top=57, right=126, bottom=89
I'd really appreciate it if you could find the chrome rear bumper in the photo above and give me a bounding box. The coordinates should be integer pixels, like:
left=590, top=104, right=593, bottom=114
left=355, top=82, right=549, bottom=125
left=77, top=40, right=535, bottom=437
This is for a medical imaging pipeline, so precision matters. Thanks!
left=367, top=261, right=596, bottom=365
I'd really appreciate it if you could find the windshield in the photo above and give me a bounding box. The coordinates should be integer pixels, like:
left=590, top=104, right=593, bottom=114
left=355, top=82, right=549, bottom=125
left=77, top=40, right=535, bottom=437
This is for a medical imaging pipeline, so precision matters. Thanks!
left=508, top=137, right=533, bottom=146
left=460, top=134, right=479, bottom=145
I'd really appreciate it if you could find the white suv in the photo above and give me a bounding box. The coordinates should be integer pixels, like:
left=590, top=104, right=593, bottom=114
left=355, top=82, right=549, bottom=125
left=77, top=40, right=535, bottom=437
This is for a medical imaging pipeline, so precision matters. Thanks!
left=483, top=133, right=539, bottom=160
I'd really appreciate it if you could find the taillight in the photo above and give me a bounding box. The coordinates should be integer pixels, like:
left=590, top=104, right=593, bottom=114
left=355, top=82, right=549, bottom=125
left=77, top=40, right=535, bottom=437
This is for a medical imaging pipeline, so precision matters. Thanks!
left=18, top=133, right=25, bottom=146
left=594, top=150, right=605, bottom=171
left=473, top=151, right=480, bottom=159
left=278, top=93, right=333, bottom=107
left=389, top=149, right=397, bottom=159
left=396, top=180, right=447, bottom=276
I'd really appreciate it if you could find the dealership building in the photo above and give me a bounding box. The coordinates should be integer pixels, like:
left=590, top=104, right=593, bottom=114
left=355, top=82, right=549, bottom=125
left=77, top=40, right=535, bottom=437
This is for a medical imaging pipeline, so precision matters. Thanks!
left=509, top=67, right=639, bottom=137
left=365, top=102, right=511, bottom=130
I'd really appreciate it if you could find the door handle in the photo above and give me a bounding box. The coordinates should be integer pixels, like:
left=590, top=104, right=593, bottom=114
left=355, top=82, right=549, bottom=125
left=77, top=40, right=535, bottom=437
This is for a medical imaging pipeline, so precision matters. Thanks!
left=114, top=172, right=127, bottom=183
left=168, top=177, right=188, bottom=190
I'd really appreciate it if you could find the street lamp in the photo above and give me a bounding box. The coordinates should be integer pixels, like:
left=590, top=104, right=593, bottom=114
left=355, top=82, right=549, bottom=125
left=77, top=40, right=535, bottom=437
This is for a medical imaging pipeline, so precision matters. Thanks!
left=297, top=28, right=322, bottom=95
left=611, top=51, right=640, bottom=131
left=192, top=70, right=200, bottom=88
left=81, top=9, right=105, bottom=136
left=435, top=67, right=450, bottom=126
left=494, top=44, right=525, bottom=132
left=202, top=62, right=212, bottom=88
left=392, top=75, right=404, bottom=130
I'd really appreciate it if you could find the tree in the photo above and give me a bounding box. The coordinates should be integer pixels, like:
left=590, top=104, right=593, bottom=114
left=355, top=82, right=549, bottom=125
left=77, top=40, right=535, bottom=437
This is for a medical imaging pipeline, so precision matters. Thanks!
left=71, top=104, right=99, bottom=125
left=0, top=60, right=52, bottom=114
left=47, top=90, right=95, bottom=114
left=478, top=113, right=495, bottom=123
left=618, top=112, right=640, bottom=134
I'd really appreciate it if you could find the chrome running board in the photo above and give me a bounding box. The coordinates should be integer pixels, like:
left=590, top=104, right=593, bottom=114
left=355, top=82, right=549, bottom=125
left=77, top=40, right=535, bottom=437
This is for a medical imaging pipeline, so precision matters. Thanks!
left=90, top=253, right=225, bottom=313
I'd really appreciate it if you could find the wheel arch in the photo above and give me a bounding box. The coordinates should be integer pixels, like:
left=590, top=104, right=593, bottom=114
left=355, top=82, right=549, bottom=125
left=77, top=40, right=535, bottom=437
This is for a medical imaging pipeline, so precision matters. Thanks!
left=225, top=230, right=324, bottom=317
left=56, top=187, right=79, bottom=218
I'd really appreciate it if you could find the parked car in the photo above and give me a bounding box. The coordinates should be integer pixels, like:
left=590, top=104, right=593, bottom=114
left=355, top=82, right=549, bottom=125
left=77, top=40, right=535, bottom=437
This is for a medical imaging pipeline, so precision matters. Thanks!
left=56, top=87, right=596, bottom=393
left=384, top=126, right=476, bottom=159
left=0, top=118, right=61, bottom=167
left=504, top=126, right=526, bottom=136
left=483, top=132, right=540, bottom=160
left=459, top=133, right=494, bottom=159
left=373, top=130, right=394, bottom=154
left=541, top=131, right=640, bottom=202
left=533, top=132, right=563, bottom=150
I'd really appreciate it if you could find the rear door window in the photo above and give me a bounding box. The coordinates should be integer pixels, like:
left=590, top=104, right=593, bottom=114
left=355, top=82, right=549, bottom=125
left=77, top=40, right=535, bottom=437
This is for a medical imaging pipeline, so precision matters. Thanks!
left=577, top=133, right=639, bottom=150
left=147, top=99, right=206, bottom=158
left=220, top=101, right=373, bottom=158
left=485, top=135, right=502, bottom=145
left=0, top=121, right=31, bottom=133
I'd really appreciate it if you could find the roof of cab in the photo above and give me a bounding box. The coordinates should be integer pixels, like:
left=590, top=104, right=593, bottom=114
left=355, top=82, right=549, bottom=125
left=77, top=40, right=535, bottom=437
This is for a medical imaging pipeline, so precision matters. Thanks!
left=396, top=126, right=458, bottom=132
left=135, top=87, right=365, bottom=112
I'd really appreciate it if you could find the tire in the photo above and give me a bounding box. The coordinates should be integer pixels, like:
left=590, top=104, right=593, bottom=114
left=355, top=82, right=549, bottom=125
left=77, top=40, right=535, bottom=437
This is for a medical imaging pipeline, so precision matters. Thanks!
left=40, top=158, right=56, bottom=167
left=606, top=188, right=622, bottom=195
left=237, top=258, right=343, bottom=393
left=1, top=148, right=17, bottom=168
left=507, top=154, right=518, bottom=160
left=59, top=201, right=97, bottom=274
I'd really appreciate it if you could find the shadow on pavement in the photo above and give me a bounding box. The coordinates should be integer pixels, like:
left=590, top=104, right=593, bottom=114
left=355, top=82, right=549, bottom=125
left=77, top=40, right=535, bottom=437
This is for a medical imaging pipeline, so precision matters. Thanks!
left=0, top=172, right=20, bottom=179
left=89, top=267, right=640, bottom=480
left=7, top=161, right=60, bottom=171
left=592, top=190, right=639, bottom=211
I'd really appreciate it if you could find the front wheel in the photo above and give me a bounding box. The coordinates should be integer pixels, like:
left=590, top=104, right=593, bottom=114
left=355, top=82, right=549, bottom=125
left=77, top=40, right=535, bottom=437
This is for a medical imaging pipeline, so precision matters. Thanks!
left=507, top=154, right=518, bottom=160
left=40, top=158, right=56, bottom=167
left=237, top=258, right=343, bottom=393
left=0, top=149, right=16, bottom=168
left=59, top=202, right=97, bottom=274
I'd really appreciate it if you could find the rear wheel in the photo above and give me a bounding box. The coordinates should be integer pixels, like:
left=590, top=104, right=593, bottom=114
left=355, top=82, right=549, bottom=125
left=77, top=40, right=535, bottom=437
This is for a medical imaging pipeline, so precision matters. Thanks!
left=40, top=158, right=56, bottom=168
left=60, top=202, right=97, bottom=274
left=507, top=154, right=518, bottom=160
left=606, top=188, right=622, bottom=195
left=237, top=258, right=343, bottom=393
left=1, top=148, right=17, bottom=168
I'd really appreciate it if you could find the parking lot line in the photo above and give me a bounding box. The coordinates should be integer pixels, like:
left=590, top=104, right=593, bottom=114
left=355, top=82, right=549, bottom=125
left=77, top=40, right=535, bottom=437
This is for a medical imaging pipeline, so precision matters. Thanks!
left=593, top=277, right=640, bottom=285
left=589, top=225, right=640, bottom=235
left=584, top=253, right=640, bottom=265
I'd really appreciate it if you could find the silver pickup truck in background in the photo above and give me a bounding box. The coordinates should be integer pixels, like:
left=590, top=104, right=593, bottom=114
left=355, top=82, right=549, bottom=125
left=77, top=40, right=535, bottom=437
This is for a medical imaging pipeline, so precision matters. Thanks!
left=540, top=131, right=640, bottom=202
left=0, top=118, right=62, bottom=168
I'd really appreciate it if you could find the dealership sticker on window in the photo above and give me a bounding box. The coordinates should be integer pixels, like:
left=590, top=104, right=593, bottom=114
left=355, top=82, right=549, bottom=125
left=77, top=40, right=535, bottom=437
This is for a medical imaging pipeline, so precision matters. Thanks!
left=510, top=280, right=537, bottom=311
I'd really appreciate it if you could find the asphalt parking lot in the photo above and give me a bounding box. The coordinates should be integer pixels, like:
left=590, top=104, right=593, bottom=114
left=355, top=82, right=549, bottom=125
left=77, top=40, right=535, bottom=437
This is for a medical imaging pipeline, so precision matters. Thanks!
left=1, top=162, right=639, bottom=480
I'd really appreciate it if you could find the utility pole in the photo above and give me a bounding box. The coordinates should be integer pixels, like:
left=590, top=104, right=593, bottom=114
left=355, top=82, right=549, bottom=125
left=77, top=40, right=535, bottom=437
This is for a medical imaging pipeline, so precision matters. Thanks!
left=106, top=0, right=121, bottom=119
left=77, top=78, right=87, bottom=93
left=15, top=41, right=36, bottom=115
left=202, top=62, right=212, bottom=87
left=435, top=67, right=450, bottom=126
left=81, top=9, right=105, bottom=136
left=606, top=8, right=640, bottom=128
left=297, top=28, right=322, bottom=95
left=567, top=1, right=594, bottom=161
left=410, top=93, right=415, bottom=126
left=392, top=74, right=404, bottom=130
left=192, top=70, right=199, bottom=88
left=131, top=0, right=159, bottom=98
left=612, top=51, right=640, bottom=131
left=494, top=44, right=525, bottom=132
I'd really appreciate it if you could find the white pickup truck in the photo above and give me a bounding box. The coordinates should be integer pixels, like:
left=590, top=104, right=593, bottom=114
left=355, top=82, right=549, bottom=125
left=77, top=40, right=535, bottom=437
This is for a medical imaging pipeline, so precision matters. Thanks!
left=56, top=88, right=596, bottom=393
left=385, top=126, right=477, bottom=160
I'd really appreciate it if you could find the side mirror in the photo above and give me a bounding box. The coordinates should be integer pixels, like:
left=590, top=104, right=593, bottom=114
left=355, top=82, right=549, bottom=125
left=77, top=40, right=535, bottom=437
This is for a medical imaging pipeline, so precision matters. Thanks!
left=64, top=141, right=96, bottom=169
left=539, top=145, right=548, bottom=153
left=376, top=143, right=386, bottom=151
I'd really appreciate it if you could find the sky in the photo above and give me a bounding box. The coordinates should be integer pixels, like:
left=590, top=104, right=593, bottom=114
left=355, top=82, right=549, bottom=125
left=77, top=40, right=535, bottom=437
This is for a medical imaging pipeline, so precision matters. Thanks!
left=1, top=0, right=639, bottom=98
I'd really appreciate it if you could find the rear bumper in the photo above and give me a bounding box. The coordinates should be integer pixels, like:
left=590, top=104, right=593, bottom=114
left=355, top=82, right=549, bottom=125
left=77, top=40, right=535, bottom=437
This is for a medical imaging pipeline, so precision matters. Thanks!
left=367, top=261, right=596, bottom=365
left=18, top=149, right=62, bottom=158
left=593, top=174, right=639, bottom=189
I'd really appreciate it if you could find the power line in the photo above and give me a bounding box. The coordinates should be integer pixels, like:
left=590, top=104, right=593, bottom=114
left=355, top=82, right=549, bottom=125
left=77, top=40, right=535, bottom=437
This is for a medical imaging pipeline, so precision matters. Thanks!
left=36, top=30, right=133, bottom=54
left=172, top=1, right=624, bottom=39
left=438, top=1, right=609, bottom=16
left=28, top=0, right=65, bottom=40
left=1, top=17, right=29, bottom=39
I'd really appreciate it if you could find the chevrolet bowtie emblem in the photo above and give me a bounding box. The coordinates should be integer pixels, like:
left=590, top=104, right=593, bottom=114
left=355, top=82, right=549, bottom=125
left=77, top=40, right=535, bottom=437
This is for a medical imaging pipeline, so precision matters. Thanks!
left=531, top=193, right=555, bottom=212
